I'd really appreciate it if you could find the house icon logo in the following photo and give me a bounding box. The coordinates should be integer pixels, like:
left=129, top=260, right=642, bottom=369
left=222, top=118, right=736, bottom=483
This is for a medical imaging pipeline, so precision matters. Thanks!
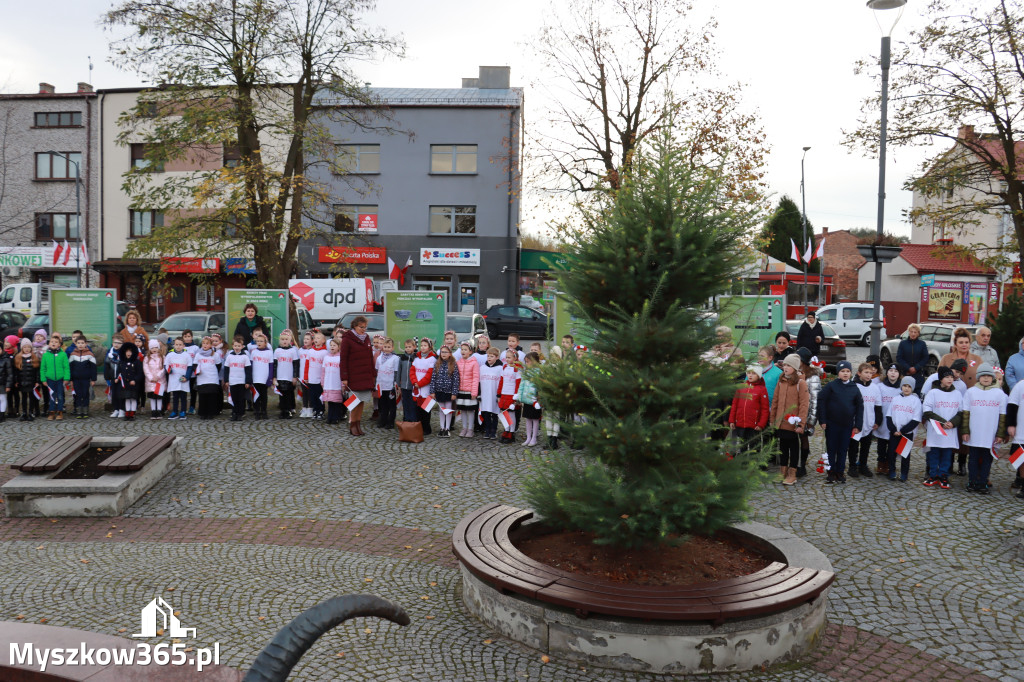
left=132, top=597, right=196, bottom=638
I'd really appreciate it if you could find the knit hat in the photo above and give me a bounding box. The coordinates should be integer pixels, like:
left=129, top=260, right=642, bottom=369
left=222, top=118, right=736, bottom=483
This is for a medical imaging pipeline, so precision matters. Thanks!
left=33, top=329, right=46, bottom=339
left=937, top=366, right=954, bottom=381
left=148, top=339, right=160, bottom=350
left=746, top=364, right=763, bottom=380
left=19, top=338, right=31, bottom=349
left=796, top=347, right=812, bottom=365
left=976, top=363, right=996, bottom=379
left=866, top=354, right=880, bottom=369
left=886, top=363, right=899, bottom=375
left=901, top=377, right=916, bottom=389
left=837, top=360, right=852, bottom=374
left=4, top=334, right=18, bottom=348
left=950, top=359, right=968, bottom=372
left=783, top=354, right=802, bottom=371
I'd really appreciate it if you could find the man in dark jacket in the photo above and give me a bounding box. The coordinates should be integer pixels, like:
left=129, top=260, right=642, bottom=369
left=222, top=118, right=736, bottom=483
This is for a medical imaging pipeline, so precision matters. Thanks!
left=796, top=312, right=824, bottom=357
left=817, top=360, right=864, bottom=484
left=896, top=323, right=929, bottom=394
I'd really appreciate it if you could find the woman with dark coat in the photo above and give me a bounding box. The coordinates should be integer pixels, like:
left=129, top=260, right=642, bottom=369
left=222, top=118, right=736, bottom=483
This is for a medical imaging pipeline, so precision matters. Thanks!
left=339, top=316, right=375, bottom=436
left=895, top=323, right=929, bottom=394
left=795, top=312, right=824, bottom=357
left=233, top=303, right=270, bottom=347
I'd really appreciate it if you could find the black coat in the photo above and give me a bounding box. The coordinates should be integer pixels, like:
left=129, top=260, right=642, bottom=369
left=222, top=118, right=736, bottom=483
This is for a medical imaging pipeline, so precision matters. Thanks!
left=115, top=346, right=144, bottom=389
left=796, top=322, right=824, bottom=357
left=233, top=314, right=269, bottom=347
left=13, top=353, right=39, bottom=390
left=0, top=352, right=12, bottom=391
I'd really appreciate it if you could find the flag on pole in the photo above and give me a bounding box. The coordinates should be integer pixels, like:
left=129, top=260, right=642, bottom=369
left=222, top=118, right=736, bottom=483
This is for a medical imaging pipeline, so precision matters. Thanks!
left=79, top=238, right=90, bottom=267
left=104, top=384, right=110, bottom=397
left=297, top=381, right=305, bottom=398
left=499, top=410, right=514, bottom=431
left=153, top=382, right=165, bottom=397
left=790, top=238, right=802, bottom=264
left=814, top=237, right=825, bottom=260
left=65, top=381, right=74, bottom=396
left=51, top=240, right=63, bottom=266
left=61, top=239, right=71, bottom=266
left=930, top=419, right=948, bottom=437
left=1009, top=444, right=1024, bottom=470
left=894, top=434, right=913, bottom=459
left=803, top=240, right=815, bottom=264
left=387, top=257, right=399, bottom=281
left=343, top=392, right=361, bottom=410
left=533, top=400, right=541, bottom=410
left=33, top=386, right=43, bottom=401
left=417, top=395, right=436, bottom=413
left=374, top=383, right=382, bottom=399
left=991, top=443, right=1000, bottom=459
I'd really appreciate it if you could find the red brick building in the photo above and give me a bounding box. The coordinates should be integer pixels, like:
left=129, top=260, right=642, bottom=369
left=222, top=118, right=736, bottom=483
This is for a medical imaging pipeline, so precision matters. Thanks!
left=817, top=228, right=865, bottom=303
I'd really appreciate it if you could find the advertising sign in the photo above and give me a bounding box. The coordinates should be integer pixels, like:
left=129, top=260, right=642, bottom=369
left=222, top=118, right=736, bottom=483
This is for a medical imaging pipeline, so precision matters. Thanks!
left=224, top=289, right=290, bottom=348
left=224, top=258, right=256, bottom=274
left=920, top=273, right=935, bottom=287
left=0, top=245, right=82, bottom=269
left=553, top=293, right=597, bottom=348
left=357, top=214, right=378, bottom=233
left=420, top=248, right=480, bottom=267
left=162, top=257, right=220, bottom=274
left=924, top=281, right=963, bottom=321
left=384, top=290, right=446, bottom=345
left=51, top=289, right=117, bottom=361
left=718, top=295, right=787, bottom=362
left=968, top=282, right=989, bottom=326
left=317, top=246, right=387, bottom=264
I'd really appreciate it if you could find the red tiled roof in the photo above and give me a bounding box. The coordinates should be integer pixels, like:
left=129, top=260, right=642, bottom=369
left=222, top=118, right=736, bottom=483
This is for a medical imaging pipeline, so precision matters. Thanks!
left=898, top=244, right=995, bottom=275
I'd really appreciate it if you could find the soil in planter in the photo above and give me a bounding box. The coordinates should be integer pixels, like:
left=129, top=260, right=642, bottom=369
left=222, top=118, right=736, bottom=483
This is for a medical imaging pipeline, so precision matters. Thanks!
left=54, top=447, right=120, bottom=480
left=515, top=528, right=772, bottom=586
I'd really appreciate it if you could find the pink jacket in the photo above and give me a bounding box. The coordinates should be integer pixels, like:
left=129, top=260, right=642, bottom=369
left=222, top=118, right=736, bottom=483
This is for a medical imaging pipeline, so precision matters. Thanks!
left=143, top=355, right=166, bottom=393
left=456, top=356, right=479, bottom=398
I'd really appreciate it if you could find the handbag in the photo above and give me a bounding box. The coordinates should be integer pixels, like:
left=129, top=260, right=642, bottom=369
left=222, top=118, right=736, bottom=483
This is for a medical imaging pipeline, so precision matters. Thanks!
left=397, top=420, right=424, bottom=443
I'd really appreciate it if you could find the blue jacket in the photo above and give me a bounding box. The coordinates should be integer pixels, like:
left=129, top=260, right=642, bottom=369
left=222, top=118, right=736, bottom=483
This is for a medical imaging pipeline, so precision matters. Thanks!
left=817, top=379, right=864, bottom=431
left=762, top=363, right=782, bottom=408
left=1006, top=346, right=1024, bottom=391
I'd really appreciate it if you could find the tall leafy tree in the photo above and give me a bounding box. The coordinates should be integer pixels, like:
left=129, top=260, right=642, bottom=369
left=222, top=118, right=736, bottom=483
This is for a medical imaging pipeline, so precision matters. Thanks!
left=760, top=196, right=819, bottom=273
left=104, top=0, right=403, bottom=289
left=523, top=127, right=769, bottom=550
left=845, top=0, right=1024, bottom=266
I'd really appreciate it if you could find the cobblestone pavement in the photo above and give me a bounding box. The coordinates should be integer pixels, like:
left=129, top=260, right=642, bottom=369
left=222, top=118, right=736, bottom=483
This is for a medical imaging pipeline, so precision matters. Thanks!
left=1, top=409, right=1022, bottom=681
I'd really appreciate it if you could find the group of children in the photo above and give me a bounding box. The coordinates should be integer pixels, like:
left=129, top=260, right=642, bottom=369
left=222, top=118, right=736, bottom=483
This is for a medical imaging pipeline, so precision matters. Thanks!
left=0, top=324, right=581, bottom=448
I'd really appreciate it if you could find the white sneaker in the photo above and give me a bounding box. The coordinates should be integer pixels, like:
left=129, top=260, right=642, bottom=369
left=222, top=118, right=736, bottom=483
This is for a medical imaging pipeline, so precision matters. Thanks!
left=110, top=410, right=119, bottom=418
left=118, top=410, right=126, bottom=418
left=300, top=407, right=311, bottom=418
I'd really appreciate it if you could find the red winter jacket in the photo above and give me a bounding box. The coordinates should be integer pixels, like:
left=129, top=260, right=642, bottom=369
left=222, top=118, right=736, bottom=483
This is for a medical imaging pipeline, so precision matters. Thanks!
left=339, top=329, right=375, bottom=391
left=729, top=378, right=770, bottom=429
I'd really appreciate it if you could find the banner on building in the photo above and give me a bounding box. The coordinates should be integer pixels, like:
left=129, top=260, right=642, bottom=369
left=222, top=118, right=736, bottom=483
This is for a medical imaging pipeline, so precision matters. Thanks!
left=318, top=246, right=387, bottom=264
left=923, top=282, right=963, bottom=321
left=420, top=248, right=480, bottom=267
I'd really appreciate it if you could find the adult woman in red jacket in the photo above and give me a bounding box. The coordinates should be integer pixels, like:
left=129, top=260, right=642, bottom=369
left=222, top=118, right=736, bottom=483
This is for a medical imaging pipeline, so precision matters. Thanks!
left=339, top=316, right=375, bottom=436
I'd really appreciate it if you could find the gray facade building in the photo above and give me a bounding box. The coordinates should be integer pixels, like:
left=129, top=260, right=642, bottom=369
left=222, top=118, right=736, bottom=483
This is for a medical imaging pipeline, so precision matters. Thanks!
left=302, top=66, right=523, bottom=313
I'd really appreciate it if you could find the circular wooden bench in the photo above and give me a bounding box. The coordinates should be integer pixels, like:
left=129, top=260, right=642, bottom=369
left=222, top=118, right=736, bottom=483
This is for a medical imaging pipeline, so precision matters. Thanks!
left=452, top=502, right=835, bottom=626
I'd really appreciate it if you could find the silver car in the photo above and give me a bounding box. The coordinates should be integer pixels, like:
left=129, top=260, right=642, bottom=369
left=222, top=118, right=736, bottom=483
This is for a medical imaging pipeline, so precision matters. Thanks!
left=879, top=323, right=979, bottom=375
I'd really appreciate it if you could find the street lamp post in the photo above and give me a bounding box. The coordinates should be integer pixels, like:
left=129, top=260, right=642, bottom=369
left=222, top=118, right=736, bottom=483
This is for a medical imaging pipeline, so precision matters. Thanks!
left=867, top=0, right=907, bottom=356
left=46, top=150, right=83, bottom=288
left=800, top=146, right=811, bottom=315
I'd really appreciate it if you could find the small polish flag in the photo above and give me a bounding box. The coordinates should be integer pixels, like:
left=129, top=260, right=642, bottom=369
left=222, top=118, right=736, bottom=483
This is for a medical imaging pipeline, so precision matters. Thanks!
left=790, top=238, right=802, bottom=264
left=894, top=434, right=913, bottom=459
left=440, top=407, right=454, bottom=415
left=117, top=375, right=125, bottom=388
left=477, top=410, right=484, bottom=425
left=65, top=381, right=73, bottom=394
left=297, top=381, right=305, bottom=398
left=418, top=396, right=436, bottom=413
left=814, top=237, right=825, bottom=260
left=227, top=392, right=234, bottom=406
left=1009, top=445, right=1024, bottom=470
left=374, top=383, right=382, bottom=399
left=51, top=240, right=63, bottom=266
left=803, top=240, right=814, bottom=264
left=991, top=443, right=1000, bottom=460
left=79, top=238, right=90, bottom=267
left=343, top=392, right=361, bottom=409
left=533, top=400, right=541, bottom=410
left=250, top=385, right=260, bottom=402
left=273, top=384, right=282, bottom=396
left=104, top=384, right=110, bottom=397
left=33, top=386, right=43, bottom=401
left=930, top=419, right=948, bottom=436
left=499, top=410, right=514, bottom=431
left=153, top=382, right=165, bottom=396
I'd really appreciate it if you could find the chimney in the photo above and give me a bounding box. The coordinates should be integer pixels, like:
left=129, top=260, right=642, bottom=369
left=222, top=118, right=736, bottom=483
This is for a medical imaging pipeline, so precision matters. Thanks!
left=461, top=77, right=480, bottom=89
left=77, top=82, right=93, bottom=93
left=821, top=226, right=829, bottom=236
left=957, top=124, right=975, bottom=140
left=39, top=83, right=55, bottom=94
left=477, top=66, right=510, bottom=89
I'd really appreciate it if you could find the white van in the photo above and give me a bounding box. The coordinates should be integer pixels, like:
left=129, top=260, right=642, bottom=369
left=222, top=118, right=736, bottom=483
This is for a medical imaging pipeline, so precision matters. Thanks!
left=0, top=282, right=69, bottom=316
left=814, top=303, right=886, bottom=347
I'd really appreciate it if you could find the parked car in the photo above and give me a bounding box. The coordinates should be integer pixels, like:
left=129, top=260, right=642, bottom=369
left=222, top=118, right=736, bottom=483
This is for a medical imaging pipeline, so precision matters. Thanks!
left=333, top=312, right=385, bottom=337
left=19, top=311, right=49, bottom=339
left=879, top=323, right=980, bottom=376
left=447, top=312, right=488, bottom=346
left=784, top=320, right=846, bottom=371
left=814, top=303, right=887, bottom=347
left=482, top=304, right=551, bottom=340
left=0, top=310, right=27, bottom=340
left=0, top=282, right=68, bottom=315
left=152, top=311, right=227, bottom=340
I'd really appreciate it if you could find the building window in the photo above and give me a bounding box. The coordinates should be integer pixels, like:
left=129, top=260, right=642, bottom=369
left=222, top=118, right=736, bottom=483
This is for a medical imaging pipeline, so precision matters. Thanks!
left=35, top=151, right=81, bottom=179
left=431, top=145, right=477, bottom=174
left=35, top=213, right=79, bottom=241
left=333, top=205, right=378, bottom=233
left=223, top=145, right=241, bottom=168
left=335, top=144, right=380, bottom=173
left=130, top=143, right=163, bottom=171
left=34, top=112, right=82, bottom=128
left=429, top=205, right=476, bottom=234
left=130, top=210, right=164, bottom=238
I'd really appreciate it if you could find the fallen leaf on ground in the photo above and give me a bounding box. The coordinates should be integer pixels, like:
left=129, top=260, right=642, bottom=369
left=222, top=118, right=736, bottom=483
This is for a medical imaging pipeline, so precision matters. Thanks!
left=541, top=655, right=550, bottom=663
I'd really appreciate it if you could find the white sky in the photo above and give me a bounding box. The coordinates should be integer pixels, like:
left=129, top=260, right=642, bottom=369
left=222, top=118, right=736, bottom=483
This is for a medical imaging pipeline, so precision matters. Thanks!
left=0, top=0, right=942, bottom=240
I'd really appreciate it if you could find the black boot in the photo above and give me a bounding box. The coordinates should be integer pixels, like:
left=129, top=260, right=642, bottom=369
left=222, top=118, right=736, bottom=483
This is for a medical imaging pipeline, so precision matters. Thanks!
left=549, top=435, right=559, bottom=450
left=797, top=449, right=809, bottom=478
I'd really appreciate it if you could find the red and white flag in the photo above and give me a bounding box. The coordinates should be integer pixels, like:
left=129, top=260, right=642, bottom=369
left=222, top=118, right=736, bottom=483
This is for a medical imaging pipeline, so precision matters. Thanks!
left=533, top=400, right=541, bottom=410
left=930, top=419, right=948, bottom=436
left=250, top=385, right=260, bottom=402
left=417, top=395, right=436, bottom=413
left=803, top=240, right=815, bottom=264
left=65, top=381, right=74, bottom=396
left=104, top=384, right=110, bottom=397
left=789, top=238, right=802, bottom=264
left=991, top=443, right=1000, bottom=460
left=343, top=392, right=361, bottom=409
left=153, top=382, right=165, bottom=397
left=894, top=434, right=913, bottom=459
left=61, top=239, right=71, bottom=266
left=374, top=383, right=382, bottom=399
left=814, top=237, right=825, bottom=260
left=440, top=407, right=454, bottom=415
left=499, top=410, right=514, bottom=431
left=227, top=392, right=234, bottom=406
left=387, top=257, right=399, bottom=281
left=51, top=240, right=63, bottom=266
left=273, top=384, right=282, bottom=396
left=297, top=381, right=305, bottom=398
left=477, top=410, right=484, bottom=425
left=1009, top=444, right=1024, bottom=470
left=33, top=386, right=43, bottom=401
left=79, top=238, right=90, bottom=267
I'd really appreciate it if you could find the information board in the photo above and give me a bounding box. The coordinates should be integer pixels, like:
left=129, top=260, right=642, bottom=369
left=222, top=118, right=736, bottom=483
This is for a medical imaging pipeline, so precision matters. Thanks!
left=384, top=290, right=447, bottom=346
left=718, top=295, right=787, bottom=362
left=51, top=289, right=117, bottom=362
left=224, top=289, right=290, bottom=348
left=553, top=294, right=597, bottom=348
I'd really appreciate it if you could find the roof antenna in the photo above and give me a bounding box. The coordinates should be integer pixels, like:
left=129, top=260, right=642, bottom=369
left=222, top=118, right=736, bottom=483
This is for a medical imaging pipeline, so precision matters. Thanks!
left=88, top=56, right=93, bottom=84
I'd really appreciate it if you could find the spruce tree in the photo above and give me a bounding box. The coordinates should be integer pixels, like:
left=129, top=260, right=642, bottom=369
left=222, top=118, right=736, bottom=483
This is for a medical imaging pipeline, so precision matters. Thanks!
left=524, top=130, right=770, bottom=550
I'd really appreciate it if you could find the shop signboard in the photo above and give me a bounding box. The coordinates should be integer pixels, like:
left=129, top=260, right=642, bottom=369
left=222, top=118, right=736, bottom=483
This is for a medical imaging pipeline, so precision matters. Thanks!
left=224, top=258, right=257, bottom=274
left=357, top=214, right=378, bottom=233
left=553, top=293, right=597, bottom=348
left=420, top=248, right=480, bottom=267
left=317, top=246, right=387, bottom=264
left=920, top=274, right=935, bottom=287
left=384, top=290, right=447, bottom=345
left=967, top=282, right=990, bottom=326
left=51, top=289, right=117, bottom=362
left=0, top=245, right=81, bottom=269
left=922, top=281, right=963, bottom=321
left=718, top=295, right=787, bottom=362
left=224, top=289, right=290, bottom=348
left=163, top=257, right=220, bottom=274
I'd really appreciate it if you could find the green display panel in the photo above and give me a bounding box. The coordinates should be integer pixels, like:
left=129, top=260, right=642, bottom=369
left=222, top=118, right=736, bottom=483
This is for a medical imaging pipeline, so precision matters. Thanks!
left=553, top=293, right=596, bottom=347
left=224, top=289, right=290, bottom=348
left=384, top=290, right=447, bottom=346
left=51, top=289, right=117, bottom=362
left=717, top=295, right=787, bottom=362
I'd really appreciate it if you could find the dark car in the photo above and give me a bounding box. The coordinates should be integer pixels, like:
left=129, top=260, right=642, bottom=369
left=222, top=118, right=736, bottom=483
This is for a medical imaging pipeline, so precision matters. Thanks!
left=482, top=304, right=551, bottom=340
left=785, top=319, right=846, bottom=372
left=0, top=310, right=27, bottom=339
left=20, top=311, right=49, bottom=339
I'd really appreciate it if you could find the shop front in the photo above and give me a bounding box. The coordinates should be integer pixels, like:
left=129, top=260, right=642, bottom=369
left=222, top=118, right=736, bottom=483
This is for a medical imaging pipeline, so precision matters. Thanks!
left=0, top=245, right=87, bottom=287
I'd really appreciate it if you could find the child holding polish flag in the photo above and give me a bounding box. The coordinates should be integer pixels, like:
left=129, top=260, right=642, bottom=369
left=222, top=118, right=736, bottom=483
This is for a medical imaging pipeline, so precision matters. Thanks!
left=248, top=333, right=275, bottom=421
left=514, top=352, right=542, bottom=447
left=429, top=345, right=460, bottom=438
left=884, top=377, right=922, bottom=481
left=960, top=363, right=1006, bottom=494
left=478, top=347, right=503, bottom=440
left=222, top=336, right=252, bottom=422
left=297, top=332, right=315, bottom=417
left=455, top=341, right=479, bottom=437
left=143, top=339, right=167, bottom=420
left=1002, top=368, right=1024, bottom=498
left=14, top=339, right=40, bottom=421
left=374, top=337, right=400, bottom=429
left=272, top=331, right=300, bottom=419
left=922, top=366, right=963, bottom=489
left=321, top=338, right=344, bottom=425
left=498, top=351, right=522, bottom=445
left=410, top=338, right=437, bottom=436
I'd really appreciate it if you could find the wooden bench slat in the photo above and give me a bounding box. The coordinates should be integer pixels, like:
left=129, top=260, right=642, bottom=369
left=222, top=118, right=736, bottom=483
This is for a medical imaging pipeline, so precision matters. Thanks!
left=11, top=435, right=83, bottom=469
left=536, top=584, right=722, bottom=620
left=97, top=436, right=175, bottom=471
left=548, top=564, right=800, bottom=600
left=714, top=572, right=835, bottom=619
left=710, top=568, right=818, bottom=605
left=11, top=436, right=93, bottom=472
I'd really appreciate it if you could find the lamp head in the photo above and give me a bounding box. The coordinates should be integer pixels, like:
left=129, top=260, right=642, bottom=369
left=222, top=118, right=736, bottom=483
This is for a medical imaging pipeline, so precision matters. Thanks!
left=867, top=0, right=907, bottom=37
left=802, top=146, right=811, bottom=152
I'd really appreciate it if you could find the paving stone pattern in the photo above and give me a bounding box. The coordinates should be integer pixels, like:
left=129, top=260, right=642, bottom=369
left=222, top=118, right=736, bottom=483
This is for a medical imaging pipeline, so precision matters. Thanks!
left=1, top=411, right=1022, bottom=681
